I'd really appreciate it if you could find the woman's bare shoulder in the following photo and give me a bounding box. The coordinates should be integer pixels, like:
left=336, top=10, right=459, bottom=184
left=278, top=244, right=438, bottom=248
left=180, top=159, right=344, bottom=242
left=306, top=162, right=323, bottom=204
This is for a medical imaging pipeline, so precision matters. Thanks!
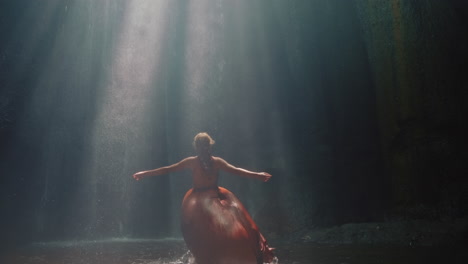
left=212, top=156, right=223, bottom=162
left=184, top=156, right=197, bottom=162
left=212, top=156, right=228, bottom=167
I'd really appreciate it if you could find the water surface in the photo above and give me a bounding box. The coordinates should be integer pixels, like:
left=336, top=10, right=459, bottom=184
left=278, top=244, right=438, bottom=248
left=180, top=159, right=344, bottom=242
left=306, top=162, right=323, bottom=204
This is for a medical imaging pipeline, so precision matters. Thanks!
left=2, top=239, right=467, bottom=264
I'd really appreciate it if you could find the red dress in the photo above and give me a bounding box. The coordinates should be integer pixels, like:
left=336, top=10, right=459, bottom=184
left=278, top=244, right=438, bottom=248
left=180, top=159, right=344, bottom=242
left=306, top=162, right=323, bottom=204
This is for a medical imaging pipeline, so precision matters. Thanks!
left=181, top=186, right=275, bottom=264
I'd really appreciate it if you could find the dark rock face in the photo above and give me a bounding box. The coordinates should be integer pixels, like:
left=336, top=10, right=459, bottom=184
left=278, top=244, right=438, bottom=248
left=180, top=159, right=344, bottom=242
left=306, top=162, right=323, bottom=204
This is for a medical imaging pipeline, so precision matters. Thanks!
left=355, top=0, right=468, bottom=217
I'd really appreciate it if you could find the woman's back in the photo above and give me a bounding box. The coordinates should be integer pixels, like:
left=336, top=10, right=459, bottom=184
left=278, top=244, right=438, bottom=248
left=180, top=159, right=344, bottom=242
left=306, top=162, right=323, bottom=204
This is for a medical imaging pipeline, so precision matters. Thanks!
left=190, top=156, right=219, bottom=190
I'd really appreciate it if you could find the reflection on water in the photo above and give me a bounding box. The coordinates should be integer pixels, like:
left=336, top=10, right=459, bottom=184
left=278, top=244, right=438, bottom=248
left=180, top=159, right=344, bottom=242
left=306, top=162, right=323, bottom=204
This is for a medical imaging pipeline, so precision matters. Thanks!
left=1, top=238, right=467, bottom=264
left=2, top=238, right=190, bottom=264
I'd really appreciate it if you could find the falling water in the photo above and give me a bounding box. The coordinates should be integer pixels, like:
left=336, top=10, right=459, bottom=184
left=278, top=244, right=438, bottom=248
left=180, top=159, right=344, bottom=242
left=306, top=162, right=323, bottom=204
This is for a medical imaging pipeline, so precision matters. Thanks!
left=0, top=0, right=296, bottom=248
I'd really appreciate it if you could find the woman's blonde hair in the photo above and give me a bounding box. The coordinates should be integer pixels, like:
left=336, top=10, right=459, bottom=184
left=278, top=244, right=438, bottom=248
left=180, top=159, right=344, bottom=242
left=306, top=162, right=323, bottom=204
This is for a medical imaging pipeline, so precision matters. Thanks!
left=193, top=132, right=215, bottom=155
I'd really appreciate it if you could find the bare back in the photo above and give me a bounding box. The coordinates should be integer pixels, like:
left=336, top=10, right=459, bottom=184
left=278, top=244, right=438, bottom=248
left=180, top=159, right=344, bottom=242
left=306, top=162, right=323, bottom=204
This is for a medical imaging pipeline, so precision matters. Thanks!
left=189, top=156, right=220, bottom=189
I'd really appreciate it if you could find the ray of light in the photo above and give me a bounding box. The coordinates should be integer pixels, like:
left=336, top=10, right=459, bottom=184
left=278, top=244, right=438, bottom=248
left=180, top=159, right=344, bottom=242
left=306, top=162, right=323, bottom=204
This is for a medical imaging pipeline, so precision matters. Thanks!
left=83, top=0, right=171, bottom=237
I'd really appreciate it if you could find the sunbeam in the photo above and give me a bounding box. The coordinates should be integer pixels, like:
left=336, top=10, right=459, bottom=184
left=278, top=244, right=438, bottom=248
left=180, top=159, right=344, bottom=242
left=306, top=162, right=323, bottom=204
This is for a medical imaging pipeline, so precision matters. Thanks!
left=84, top=0, right=171, bottom=237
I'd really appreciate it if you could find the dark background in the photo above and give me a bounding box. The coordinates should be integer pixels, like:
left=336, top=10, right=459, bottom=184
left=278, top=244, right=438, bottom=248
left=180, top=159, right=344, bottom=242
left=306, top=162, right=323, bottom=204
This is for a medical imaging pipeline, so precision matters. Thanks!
left=1, top=0, right=467, bottom=250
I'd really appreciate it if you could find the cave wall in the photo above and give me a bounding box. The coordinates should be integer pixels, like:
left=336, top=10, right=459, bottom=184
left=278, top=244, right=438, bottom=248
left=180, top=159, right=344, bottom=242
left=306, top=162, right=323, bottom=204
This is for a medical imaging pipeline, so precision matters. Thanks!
left=269, top=0, right=468, bottom=227
left=0, top=0, right=467, bottom=248
left=356, top=0, right=468, bottom=217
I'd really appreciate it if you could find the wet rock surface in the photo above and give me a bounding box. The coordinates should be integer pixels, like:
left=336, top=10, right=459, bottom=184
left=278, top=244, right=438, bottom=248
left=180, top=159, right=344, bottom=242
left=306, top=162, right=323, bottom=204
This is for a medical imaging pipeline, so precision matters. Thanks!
left=298, top=218, right=468, bottom=246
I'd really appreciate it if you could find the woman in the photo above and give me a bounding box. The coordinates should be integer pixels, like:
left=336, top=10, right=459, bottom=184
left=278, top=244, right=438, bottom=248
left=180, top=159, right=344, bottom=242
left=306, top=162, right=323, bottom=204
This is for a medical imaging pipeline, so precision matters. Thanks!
left=133, top=132, right=275, bottom=264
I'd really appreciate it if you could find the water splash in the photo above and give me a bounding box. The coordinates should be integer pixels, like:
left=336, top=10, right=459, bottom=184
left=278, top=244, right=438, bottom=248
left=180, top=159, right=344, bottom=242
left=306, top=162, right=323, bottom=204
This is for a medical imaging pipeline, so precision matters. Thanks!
left=269, top=256, right=280, bottom=264
left=167, top=250, right=195, bottom=264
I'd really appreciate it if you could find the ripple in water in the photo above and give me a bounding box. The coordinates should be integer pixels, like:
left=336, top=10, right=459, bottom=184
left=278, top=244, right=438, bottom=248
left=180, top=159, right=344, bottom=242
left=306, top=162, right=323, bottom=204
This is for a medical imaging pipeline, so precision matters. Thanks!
left=2, top=238, right=280, bottom=264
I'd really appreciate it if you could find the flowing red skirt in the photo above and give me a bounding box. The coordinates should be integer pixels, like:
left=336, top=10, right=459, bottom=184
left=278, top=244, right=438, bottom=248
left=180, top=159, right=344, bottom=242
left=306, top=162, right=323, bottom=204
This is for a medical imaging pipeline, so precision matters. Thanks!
left=181, top=187, right=275, bottom=264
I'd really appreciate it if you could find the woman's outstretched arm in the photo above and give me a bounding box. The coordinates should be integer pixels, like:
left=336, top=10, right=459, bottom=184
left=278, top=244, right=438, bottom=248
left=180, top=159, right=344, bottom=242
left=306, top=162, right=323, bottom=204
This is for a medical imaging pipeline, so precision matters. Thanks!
left=133, top=157, right=194, bottom=181
left=215, top=157, right=272, bottom=182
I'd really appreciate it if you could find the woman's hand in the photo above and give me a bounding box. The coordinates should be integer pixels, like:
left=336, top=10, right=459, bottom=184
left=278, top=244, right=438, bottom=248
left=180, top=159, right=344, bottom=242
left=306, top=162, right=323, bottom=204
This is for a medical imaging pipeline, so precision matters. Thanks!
left=133, top=172, right=146, bottom=181
left=258, top=172, right=272, bottom=182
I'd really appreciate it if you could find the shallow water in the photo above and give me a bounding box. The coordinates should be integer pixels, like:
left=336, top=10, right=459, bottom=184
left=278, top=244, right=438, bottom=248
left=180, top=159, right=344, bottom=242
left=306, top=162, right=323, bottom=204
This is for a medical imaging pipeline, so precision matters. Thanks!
left=1, top=238, right=467, bottom=264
